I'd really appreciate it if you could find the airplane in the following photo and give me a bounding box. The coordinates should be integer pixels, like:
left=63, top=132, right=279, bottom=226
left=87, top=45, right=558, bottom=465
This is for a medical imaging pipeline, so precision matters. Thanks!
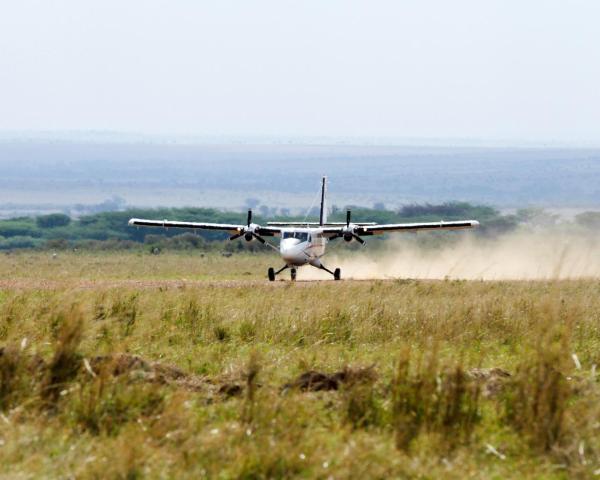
left=128, top=177, right=479, bottom=281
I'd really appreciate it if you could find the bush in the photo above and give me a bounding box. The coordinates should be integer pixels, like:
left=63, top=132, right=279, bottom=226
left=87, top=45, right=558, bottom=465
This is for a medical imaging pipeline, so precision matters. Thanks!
left=0, top=235, right=40, bottom=250
left=36, top=213, right=71, bottom=228
left=45, top=238, right=69, bottom=250
left=0, top=220, right=40, bottom=238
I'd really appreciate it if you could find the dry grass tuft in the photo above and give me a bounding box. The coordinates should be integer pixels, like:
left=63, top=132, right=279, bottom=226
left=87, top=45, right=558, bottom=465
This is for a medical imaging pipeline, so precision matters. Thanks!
left=0, top=345, right=22, bottom=410
left=242, top=352, right=261, bottom=424
left=41, top=307, right=84, bottom=408
left=392, top=346, right=480, bottom=450
left=501, top=304, right=575, bottom=453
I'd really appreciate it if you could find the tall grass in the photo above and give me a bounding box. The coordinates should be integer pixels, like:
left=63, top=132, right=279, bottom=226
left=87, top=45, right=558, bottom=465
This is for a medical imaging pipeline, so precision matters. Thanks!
left=392, top=345, right=480, bottom=450
left=43, top=309, right=83, bottom=404
left=501, top=297, right=576, bottom=453
left=0, top=345, right=23, bottom=410
left=1, top=253, right=600, bottom=476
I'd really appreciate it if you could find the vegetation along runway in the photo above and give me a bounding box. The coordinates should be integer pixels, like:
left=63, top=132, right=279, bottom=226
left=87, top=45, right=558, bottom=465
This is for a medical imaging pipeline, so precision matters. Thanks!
left=1, top=252, right=600, bottom=477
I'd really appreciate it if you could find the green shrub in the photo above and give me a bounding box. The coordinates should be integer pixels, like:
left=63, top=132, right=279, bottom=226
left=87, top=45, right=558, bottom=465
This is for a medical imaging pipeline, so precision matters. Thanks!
left=36, top=213, right=71, bottom=228
left=0, top=235, right=40, bottom=250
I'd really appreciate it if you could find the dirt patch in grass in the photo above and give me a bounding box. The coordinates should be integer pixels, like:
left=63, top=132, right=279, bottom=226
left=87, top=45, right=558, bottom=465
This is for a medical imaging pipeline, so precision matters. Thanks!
left=88, top=353, right=245, bottom=397
left=282, top=366, right=378, bottom=392
left=282, top=365, right=511, bottom=398
left=467, top=367, right=511, bottom=398
left=3, top=349, right=245, bottom=400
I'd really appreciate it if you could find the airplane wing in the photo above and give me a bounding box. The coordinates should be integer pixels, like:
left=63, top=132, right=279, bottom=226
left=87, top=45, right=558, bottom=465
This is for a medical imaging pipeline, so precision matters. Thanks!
left=321, top=220, right=479, bottom=236
left=360, top=219, right=479, bottom=235
left=267, top=221, right=377, bottom=226
left=128, top=218, right=281, bottom=236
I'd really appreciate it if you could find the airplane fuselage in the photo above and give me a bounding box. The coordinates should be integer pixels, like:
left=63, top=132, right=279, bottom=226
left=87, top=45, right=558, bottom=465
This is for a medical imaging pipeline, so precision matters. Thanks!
left=279, top=228, right=327, bottom=267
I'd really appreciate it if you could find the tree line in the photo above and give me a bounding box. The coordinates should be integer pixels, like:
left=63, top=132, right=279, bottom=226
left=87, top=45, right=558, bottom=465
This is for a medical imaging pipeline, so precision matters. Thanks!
left=0, top=202, right=597, bottom=251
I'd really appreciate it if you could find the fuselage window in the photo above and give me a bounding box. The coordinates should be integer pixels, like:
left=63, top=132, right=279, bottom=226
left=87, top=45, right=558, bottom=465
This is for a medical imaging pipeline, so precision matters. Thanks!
left=282, top=232, right=309, bottom=241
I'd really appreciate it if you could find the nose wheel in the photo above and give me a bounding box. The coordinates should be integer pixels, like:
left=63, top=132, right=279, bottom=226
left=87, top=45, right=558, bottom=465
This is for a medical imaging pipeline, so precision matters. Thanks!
left=291, top=268, right=297, bottom=281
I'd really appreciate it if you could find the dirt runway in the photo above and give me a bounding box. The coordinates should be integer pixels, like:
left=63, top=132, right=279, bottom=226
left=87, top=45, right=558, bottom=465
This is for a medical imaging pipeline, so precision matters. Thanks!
left=0, top=278, right=400, bottom=291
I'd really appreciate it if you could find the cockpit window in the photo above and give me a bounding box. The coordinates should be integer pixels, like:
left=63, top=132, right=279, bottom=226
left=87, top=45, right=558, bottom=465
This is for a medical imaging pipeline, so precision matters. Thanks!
left=282, top=232, right=309, bottom=241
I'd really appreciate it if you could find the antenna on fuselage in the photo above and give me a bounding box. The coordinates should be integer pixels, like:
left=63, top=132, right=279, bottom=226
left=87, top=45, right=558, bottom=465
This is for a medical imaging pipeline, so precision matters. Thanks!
left=319, top=176, right=327, bottom=226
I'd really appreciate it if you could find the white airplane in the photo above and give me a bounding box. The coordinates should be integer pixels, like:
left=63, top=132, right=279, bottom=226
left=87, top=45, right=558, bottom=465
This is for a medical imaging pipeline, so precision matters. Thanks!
left=128, top=177, right=479, bottom=281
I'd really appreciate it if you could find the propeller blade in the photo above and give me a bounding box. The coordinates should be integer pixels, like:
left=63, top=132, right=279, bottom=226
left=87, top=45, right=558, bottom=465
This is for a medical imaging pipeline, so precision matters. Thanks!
left=252, top=233, right=266, bottom=244
left=229, top=233, right=244, bottom=241
left=346, top=209, right=351, bottom=227
left=247, top=209, right=252, bottom=227
left=352, top=234, right=365, bottom=245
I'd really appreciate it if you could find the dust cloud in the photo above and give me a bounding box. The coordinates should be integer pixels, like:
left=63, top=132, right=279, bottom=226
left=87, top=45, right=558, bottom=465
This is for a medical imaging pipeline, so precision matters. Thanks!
left=299, top=231, right=600, bottom=281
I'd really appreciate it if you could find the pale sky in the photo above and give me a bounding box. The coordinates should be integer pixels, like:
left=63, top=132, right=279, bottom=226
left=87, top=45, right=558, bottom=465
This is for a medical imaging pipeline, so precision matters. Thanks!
left=1, top=0, right=599, bottom=143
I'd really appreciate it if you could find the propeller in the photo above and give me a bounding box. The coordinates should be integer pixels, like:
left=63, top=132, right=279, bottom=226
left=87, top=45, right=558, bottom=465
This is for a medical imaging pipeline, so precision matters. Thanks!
left=229, top=209, right=267, bottom=243
left=341, top=209, right=365, bottom=245
left=249, top=232, right=266, bottom=244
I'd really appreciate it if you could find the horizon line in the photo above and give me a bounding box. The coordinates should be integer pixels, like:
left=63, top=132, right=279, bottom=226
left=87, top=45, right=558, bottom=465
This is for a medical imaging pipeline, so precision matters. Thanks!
left=1, top=130, right=600, bottom=149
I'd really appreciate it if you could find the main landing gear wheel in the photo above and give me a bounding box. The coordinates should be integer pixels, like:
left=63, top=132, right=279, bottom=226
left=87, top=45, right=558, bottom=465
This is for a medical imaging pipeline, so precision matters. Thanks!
left=334, top=268, right=341, bottom=281
left=268, top=267, right=275, bottom=281
left=291, top=268, right=297, bottom=281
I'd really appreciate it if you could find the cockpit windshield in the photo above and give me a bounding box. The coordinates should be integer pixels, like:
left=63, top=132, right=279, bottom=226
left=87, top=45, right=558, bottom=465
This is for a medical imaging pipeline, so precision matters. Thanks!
left=282, top=232, right=309, bottom=242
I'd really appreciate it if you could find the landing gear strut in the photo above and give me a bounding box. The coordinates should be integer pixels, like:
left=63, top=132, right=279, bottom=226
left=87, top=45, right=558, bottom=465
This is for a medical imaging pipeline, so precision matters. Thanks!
left=268, top=265, right=341, bottom=281
left=319, top=264, right=342, bottom=281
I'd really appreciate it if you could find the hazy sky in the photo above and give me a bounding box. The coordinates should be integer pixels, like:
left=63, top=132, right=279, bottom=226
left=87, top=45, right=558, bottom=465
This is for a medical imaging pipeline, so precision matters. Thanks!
left=1, top=0, right=599, bottom=143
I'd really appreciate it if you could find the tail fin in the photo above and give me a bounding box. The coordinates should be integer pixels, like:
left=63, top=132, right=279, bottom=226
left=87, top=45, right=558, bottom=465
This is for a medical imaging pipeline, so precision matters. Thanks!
left=319, top=176, right=327, bottom=226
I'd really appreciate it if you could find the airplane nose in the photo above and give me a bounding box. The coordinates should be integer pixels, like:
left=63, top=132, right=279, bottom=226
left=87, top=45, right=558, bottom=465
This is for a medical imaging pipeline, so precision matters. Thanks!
left=281, top=238, right=300, bottom=248
left=280, top=238, right=302, bottom=261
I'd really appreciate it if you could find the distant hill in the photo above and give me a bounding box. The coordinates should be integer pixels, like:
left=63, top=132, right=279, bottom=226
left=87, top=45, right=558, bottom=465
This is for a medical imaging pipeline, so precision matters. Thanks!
left=1, top=142, right=599, bottom=217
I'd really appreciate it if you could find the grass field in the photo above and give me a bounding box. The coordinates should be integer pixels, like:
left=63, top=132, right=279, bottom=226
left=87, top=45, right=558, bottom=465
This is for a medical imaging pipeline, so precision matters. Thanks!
left=1, top=251, right=600, bottom=478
